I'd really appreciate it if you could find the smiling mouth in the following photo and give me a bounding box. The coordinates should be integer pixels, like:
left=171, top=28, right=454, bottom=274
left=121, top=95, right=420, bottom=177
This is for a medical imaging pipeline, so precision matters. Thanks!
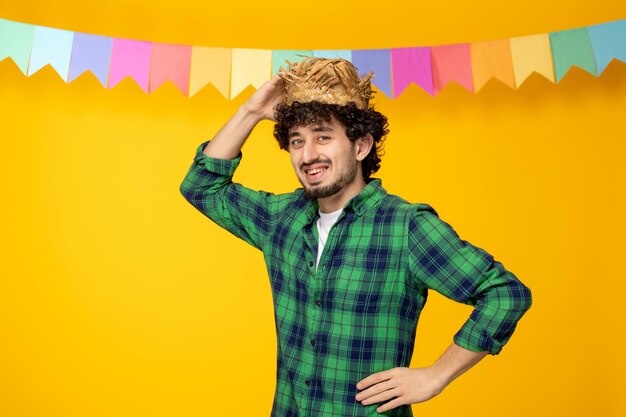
left=305, top=167, right=327, bottom=175
left=302, top=166, right=329, bottom=183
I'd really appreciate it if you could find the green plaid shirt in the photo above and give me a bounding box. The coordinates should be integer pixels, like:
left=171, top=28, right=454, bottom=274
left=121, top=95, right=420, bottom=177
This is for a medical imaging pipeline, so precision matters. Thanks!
left=180, top=142, right=532, bottom=417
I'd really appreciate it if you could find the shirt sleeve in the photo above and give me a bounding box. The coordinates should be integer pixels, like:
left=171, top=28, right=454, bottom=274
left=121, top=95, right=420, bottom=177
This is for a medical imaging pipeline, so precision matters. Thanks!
left=407, top=209, right=532, bottom=355
left=179, top=141, right=279, bottom=251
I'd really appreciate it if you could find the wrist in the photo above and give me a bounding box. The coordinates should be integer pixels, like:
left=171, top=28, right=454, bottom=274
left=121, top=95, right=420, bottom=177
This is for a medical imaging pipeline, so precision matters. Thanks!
left=428, top=343, right=489, bottom=389
left=427, top=364, right=453, bottom=391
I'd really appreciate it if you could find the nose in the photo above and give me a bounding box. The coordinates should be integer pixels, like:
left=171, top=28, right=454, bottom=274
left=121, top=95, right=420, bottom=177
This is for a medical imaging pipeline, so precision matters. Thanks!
left=301, top=139, right=319, bottom=164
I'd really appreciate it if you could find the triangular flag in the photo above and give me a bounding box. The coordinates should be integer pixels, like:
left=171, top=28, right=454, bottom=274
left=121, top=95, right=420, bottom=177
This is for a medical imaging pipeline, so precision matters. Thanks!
left=391, top=47, right=433, bottom=97
left=28, top=26, right=74, bottom=81
left=108, top=39, right=152, bottom=92
left=230, top=48, right=271, bottom=99
left=68, top=33, right=112, bottom=86
left=510, top=34, right=555, bottom=86
left=471, top=39, right=515, bottom=92
left=272, top=50, right=313, bottom=75
left=0, top=19, right=35, bottom=75
left=588, top=19, right=626, bottom=75
left=150, top=43, right=192, bottom=95
left=351, top=49, right=392, bottom=98
left=550, top=28, right=597, bottom=82
left=189, top=47, right=231, bottom=98
left=431, top=44, right=473, bottom=94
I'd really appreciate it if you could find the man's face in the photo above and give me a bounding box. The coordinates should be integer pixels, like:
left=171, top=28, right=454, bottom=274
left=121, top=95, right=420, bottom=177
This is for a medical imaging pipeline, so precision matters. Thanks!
left=288, top=118, right=361, bottom=200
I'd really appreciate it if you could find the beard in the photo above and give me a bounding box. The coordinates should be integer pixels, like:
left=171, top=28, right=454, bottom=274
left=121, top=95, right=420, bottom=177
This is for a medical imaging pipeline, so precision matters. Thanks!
left=301, top=158, right=358, bottom=199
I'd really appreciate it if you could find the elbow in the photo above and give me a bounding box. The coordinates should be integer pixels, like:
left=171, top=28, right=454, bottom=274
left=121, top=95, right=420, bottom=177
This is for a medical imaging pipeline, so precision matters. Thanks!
left=179, top=180, right=190, bottom=201
left=179, top=178, right=197, bottom=204
left=179, top=178, right=214, bottom=215
left=179, top=179, right=202, bottom=211
left=512, top=280, right=533, bottom=315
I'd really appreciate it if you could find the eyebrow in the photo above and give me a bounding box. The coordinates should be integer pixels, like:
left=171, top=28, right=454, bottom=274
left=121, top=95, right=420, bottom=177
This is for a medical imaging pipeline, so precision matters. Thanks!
left=288, top=125, right=335, bottom=139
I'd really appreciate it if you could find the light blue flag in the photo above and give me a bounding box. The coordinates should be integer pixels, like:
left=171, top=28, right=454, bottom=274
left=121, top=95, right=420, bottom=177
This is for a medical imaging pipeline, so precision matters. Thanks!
left=351, top=49, right=392, bottom=98
left=0, top=19, right=35, bottom=75
left=588, top=19, right=626, bottom=75
left=272, top=50, right=313, bottom=75
left=28, top=26, right=74, bottom=81
left=313, top=50, right=352, bottom=61
left=69, top=33, right=113, bottom=86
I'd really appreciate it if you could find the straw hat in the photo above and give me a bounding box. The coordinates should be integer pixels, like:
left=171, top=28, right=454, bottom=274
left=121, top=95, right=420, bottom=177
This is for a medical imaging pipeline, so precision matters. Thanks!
left=276, top=56, right=374, bottom=109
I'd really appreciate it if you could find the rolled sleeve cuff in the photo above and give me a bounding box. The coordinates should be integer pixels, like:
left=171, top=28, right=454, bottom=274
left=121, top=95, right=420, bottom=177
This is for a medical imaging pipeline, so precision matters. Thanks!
left=193, top=140, right=242, bottom=176
left=453, top=318, right=505, bottom=355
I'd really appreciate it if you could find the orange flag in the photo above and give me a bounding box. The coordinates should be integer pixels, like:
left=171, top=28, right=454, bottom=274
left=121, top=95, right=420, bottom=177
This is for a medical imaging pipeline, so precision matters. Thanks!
left=471, top=39, right=515, bottom=92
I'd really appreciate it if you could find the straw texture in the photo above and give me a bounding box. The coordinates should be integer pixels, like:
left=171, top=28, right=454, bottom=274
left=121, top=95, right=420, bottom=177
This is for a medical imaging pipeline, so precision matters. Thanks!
left=277, top=56, right=374, bottom=109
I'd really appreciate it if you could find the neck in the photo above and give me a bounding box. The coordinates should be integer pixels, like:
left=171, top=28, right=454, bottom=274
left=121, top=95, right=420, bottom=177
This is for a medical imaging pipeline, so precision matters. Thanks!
left=317, top=177, right=367, bottom=213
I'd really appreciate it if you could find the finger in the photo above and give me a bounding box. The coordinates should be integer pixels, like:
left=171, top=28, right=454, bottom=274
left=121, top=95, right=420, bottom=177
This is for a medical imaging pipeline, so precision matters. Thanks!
left=269, top=74, right=285, bottom=88
left=267, top=74, right=281, bottom=83
left=356, top=369, right=395, bottom=390
left=360, top=387, right=399, bottom=406
left=356, top=379, right=395, bottom=401
left=376, top=397, right=406, bottom=414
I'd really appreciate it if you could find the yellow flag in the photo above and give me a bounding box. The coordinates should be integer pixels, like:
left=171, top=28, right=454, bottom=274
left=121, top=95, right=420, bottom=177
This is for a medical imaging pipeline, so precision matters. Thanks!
left=230, top=48, right=272, bottom=99
left=510, top=34, right=555, bottom=87
left=189, top=47, right=232, bottom=98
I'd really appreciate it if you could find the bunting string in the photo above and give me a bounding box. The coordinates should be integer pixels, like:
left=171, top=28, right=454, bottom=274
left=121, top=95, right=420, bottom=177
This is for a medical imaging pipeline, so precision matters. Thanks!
left=1, top=17, right=625, bottom=99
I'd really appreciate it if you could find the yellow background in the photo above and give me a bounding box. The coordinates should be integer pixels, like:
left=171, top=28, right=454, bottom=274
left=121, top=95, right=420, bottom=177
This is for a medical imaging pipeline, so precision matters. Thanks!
left=1, top=1, right=625, bottom=416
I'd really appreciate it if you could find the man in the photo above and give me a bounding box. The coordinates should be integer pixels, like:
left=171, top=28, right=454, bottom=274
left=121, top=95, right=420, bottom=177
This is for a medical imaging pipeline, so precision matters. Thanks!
left=180, top=57, right=532, bottom=417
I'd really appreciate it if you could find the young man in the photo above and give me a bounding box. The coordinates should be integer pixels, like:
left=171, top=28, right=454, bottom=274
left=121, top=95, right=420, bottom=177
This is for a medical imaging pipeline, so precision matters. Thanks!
left=180, top=57, right=532, bottom=417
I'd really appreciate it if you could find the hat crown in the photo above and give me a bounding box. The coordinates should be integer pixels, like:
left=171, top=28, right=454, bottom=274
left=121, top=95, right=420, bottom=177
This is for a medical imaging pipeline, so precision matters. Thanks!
left=277, top=57, right=374, bottom=109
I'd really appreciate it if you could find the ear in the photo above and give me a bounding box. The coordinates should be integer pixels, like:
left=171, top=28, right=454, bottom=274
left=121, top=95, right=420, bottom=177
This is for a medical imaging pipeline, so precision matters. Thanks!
left=355, top=134, right=374, bottom=162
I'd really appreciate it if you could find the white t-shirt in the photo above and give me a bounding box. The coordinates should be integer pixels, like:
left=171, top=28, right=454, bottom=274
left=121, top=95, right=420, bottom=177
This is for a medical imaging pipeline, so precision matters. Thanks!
left=316, top=208, right=343, bottom=269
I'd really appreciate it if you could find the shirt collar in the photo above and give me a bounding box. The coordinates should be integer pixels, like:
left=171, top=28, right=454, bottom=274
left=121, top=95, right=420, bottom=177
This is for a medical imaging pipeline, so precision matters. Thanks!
left=300, top=178, right=386, bottom=223
left=345, top=178, right=386, bottom=216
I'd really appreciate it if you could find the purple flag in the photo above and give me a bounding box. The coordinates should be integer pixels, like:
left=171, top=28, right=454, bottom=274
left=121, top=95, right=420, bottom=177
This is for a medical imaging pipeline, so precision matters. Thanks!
left=69, top=33, right=113, bottom=86
left=351, top=49, right=392, bottom=98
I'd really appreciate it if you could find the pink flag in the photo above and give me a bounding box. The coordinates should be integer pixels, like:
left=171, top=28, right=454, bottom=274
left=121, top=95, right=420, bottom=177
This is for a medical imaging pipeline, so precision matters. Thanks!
left=391, top=47, right=433, bottom=97
left=431, top=44, right=473, bottom=94
left=150, top=43, right=192, bottom=95
left=108, top=39, right=152, bottom=92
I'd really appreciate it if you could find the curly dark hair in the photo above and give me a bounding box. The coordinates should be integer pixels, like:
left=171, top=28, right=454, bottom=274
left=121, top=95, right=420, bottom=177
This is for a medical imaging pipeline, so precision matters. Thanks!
left=273, top=101, right=389, bottom=179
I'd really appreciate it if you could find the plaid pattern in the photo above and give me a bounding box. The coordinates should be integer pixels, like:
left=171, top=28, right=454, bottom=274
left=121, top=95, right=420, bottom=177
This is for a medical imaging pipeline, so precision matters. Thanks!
left=180, top=141, right=532, bottom=417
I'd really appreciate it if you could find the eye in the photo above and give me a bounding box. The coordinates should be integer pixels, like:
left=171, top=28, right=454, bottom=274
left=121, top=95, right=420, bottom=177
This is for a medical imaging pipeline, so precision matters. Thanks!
left=290, top=138, right=303, bottom=148
left=318, top=136, right=331, bottom=142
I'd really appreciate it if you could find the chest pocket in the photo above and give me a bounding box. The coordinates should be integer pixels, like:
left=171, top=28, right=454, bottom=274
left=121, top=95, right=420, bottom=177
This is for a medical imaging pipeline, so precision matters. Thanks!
left=326, top=250, right=401, bottom=315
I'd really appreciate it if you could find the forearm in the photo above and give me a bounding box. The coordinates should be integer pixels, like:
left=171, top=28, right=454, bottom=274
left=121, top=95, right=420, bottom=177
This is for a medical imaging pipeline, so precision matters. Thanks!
left=203, top=75, right=285, bottom=160
left=430, top=343, right=488, bottom=388
left=202, top=105, right=263, bottom=160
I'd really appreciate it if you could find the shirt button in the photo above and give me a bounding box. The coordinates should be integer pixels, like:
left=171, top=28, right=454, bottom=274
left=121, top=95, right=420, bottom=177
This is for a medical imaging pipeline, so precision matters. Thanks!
left=309, top=261, right=314, bottom=267
left=315, top=299, right=321, bottom=306
left=305, top=379, right=311, bottom=386
left=310, top=339, right=316, bottom=346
